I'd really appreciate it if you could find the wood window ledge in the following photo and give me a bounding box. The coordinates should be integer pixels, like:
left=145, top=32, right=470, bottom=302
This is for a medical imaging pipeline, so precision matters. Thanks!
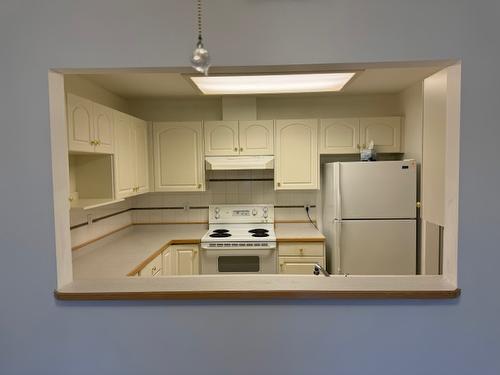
left=55, top=275, right=460, bottom=301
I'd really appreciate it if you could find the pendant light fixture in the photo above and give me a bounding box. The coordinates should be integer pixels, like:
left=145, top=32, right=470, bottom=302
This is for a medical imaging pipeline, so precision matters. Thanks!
left=191, top=0, right=210, bottom=75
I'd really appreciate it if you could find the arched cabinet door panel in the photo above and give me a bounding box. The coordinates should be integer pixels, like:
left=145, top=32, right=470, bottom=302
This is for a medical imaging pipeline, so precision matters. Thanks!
left=93, top=102, right=114, bottom=154
left=67, top=93, right=94, bottom=153
left=154, top=122, right=205, bottom=192
left=275, top=119, right=319, bottom=190
left=238, top=120, right=274, bottom=155
left=204, top=121, right=239, bottom=156
left=319, top=118, right=360, bottom=154
left=359, top=117, right=402, bottom=153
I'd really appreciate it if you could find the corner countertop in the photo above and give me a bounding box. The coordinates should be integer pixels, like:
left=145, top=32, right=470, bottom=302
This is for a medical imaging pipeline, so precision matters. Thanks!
left=72, top=223, right=325, bottom=280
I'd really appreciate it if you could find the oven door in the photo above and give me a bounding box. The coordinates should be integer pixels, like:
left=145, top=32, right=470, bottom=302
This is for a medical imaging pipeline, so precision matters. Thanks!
left=200, top=248, right=277, bottom=274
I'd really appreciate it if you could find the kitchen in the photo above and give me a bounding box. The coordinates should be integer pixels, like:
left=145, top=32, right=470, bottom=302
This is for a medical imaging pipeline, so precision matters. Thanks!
left=64, top=61, right=459, bottom=281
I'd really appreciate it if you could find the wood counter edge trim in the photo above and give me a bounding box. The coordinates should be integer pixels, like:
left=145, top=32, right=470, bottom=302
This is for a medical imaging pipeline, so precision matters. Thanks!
left=126, top=239, right=201, bottom=277
left=54, top=288, right=461, bottom=301
left=277, top=238, right=325, bottom=243
left=71, top=224, right=133, bottom=251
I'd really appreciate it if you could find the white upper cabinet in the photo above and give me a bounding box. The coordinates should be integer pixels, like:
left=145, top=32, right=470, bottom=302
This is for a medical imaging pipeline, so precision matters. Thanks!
left=319, top=118, right=360, bottom=154
left=114, top=112, right=150, bottom=199
left=204, top=120, right=274, bottom=156
left=66, top=93, right=114, bottom=154
left=67, top=93, right=94, bottom=153
left=134, top=118, right=150, bottom=195
left=153, top=122, right=205, bottom=192
left=275, top=119, right=319, bottom=190
left=204, top=121, right=239, bottom=156
left=238, top=120, right=274, bottom=155
left=359, top=117, right=402, bottom=153
left=92, top=102, right=114, bottom=154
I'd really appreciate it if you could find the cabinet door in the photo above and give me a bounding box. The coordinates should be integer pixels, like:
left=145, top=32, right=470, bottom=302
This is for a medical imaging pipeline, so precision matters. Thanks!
left=67, top=93, right=94, bottom=153
left=113, top=112, right=136, bottom=199
left=133, top=118, right=150, bottom=195
left=204, top=121, right=239, bottom=155
left=171, top=246, right=199, bottom=275
left=279, top=256, right=325, bottom=274
left=319, top=118, right=360, bottom=154
left=163, top=250, right=172, bottom=276
left=238, top=120, right=274, bottom=155
left=154, top=122, right=205, bottom=192
left=275, top=119, right=319, bottom=190
left=93, top=102, right=114, bottom=154
left=359, top=117, right=401, bottom=153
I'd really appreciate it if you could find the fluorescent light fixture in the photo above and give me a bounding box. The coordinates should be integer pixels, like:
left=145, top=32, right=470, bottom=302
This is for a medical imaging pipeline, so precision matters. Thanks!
left=190, top=72, right=356, bottom=95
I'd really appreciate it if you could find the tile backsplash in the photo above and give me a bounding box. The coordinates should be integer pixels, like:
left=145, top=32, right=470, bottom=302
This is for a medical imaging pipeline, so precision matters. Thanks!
left=71, top=169, right=318, bottom=248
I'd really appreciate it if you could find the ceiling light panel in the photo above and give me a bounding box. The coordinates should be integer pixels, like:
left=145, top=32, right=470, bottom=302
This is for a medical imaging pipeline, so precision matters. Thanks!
left=190, top=73, right=356, bottom=95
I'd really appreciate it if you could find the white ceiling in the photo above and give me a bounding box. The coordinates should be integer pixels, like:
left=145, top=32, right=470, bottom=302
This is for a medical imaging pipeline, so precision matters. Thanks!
left=81, top=65, right=446, bottom=99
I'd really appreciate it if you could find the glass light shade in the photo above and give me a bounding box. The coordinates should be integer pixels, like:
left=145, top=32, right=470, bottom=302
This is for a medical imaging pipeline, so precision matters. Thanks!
left=191, top=46, right=211, bottom=76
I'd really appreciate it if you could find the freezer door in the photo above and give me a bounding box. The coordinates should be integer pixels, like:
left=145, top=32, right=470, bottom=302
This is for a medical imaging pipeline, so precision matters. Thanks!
left=338, top=220, right=416, bottom=275
left=339, top=160, right=417, bottom=219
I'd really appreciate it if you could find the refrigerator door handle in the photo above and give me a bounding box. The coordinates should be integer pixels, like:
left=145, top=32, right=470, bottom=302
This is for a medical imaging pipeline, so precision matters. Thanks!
left=334, top=219, right=342, bottom=274
left=334, top=163, right=342, bottom=220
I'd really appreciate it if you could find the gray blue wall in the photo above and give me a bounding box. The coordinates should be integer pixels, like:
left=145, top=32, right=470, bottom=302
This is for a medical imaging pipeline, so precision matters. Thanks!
left=1, top=1, right=499, bottom=374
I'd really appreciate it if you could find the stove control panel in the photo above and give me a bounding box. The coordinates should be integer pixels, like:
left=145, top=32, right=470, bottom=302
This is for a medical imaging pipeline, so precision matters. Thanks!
left=208, top=205, right=274, bottom=224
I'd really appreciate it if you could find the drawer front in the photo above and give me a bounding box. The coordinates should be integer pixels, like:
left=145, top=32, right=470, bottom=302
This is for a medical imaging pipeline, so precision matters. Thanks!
left=278, top=242, right=324, bottom=257
left=279, top=256, right=325, bottom=275
left=141, top=255, right=162, bottom=277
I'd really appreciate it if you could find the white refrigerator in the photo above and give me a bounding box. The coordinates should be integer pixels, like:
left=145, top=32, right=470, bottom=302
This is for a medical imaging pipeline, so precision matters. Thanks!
left=322, top=160, right=417, bottom=275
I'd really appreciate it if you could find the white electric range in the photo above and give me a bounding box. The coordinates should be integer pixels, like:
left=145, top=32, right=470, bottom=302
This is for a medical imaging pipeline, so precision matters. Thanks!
left=200, top=205, right=277, bottom=274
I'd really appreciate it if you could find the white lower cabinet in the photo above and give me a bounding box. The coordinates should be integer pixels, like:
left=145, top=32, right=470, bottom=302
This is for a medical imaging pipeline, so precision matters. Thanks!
left=153, top=122, right=205, bottom=192
left=163, top=245, right=199, bottom=276
left=138, top=254, right=162, bottom=277
left=278, top=242, right=326, bottom=275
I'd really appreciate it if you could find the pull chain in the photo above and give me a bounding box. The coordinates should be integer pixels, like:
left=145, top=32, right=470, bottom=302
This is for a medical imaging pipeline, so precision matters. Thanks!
left=197, top=0, right=203, bottom=47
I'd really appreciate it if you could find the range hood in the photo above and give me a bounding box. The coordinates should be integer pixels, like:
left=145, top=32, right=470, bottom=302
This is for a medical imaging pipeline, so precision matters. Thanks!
left=205, top=156, right=274, bottom=170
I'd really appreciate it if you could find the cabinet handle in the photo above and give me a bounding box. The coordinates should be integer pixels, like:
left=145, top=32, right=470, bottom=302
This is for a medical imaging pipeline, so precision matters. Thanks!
left=197, top=184, right=202, bottom=189
left=277, top=182, right=281, bottom=187
left=240, top=147, right=243, bottom=152
left=68, top=196, right=74, bottom=202
left=299, top=248, right=304, bottom=254
left=416, top=201, right=421, bottom=209
left=96, top=139, right=101, bottom=145
left=90, top=140, right=96, bottom=146
left=234, top=147, right=238, bottom=152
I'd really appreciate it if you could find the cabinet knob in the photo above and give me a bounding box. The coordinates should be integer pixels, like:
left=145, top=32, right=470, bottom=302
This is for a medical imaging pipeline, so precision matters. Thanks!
left=416, top=201, right=422, bottom=209
left=357, top=144, right=360, bottom=149
left=96, top=139, right=101, bottom=145
left=234, top=147, right=238, bottom=152
left=240, top=147, right=243, bottom=152
left=197, top=184, right=202, bottom=189
left=299, top=248, right=304, bottom=254
left=277, top=182, right=281, bottom=187
left=90, top=140, right=96, bottom=146
left=68, top=196, right=74, bottom=202
left=362, top=143, right=366, bottom=149
left=280, top=263, right=284, bottom=271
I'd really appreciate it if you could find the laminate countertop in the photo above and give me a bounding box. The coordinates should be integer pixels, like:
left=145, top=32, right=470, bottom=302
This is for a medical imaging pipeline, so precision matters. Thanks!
left=72, top=223, right=325, bottom=280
